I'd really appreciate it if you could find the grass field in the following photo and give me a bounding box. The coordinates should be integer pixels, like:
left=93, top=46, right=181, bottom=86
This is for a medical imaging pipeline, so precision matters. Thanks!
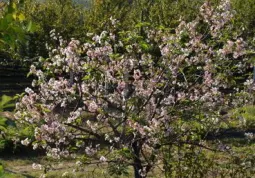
left=0, top=138, right=254, bottom=178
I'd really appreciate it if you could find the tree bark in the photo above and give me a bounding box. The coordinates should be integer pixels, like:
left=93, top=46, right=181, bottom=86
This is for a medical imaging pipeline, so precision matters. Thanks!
left=132, top=140, right=143, bottom=178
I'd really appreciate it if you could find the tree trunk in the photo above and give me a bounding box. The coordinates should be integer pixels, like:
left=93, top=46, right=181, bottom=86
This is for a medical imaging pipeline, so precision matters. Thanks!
left=132, top=140, right=143, bottom=178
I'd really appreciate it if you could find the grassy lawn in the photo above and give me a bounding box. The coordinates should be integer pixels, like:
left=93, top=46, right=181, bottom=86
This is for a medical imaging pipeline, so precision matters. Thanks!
left=0, top=156, right=134, bottom=178
left=0, top=141, right=254, bottom=178
left=0, top=154, right=167, bottom=178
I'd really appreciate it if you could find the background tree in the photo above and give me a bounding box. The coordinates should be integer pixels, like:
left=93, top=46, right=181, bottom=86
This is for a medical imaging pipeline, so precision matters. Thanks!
left=19, top=0, right=87, bottom=59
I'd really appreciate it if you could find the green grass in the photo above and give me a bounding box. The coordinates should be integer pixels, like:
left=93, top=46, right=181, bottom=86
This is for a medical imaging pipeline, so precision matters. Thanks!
left=0, top=157, right=132, bottom=178
left=0, top=155, right=166, bottom=178
left=1, top=142, right=254, bottom=178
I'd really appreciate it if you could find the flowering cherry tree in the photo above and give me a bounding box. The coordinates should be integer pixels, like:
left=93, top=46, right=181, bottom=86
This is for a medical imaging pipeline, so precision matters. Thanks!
left=15, top=1, right=254, bottom=177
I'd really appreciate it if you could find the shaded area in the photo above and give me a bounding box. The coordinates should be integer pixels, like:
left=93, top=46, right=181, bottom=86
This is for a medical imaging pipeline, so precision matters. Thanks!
left=0, top=61, right=32, bottom=97
left=205, top=128, right=255, bottom=140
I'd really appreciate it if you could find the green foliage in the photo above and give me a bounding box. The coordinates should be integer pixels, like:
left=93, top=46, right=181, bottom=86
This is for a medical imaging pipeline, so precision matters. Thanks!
left=0, top=95, right=34, bottom=154
left=161, top=139, right=255, bottom=177
left=0, top=1, right=32, bottom=59
left=0, top=164, right=4, bottom=177
left=231, top=0, right=255, bottom=38
left=108, top=162, right=129, bottom=177
left=20, top=0, right=88, bottom=58
left=0, top=95, right=15, bottom=133
left=0, top=95, right=14, bottom=153
left=231, top=105, right=255, bottom=129
left=2, top=0, right=254, bottom=60
left=0, top=95, right=15, bottom=112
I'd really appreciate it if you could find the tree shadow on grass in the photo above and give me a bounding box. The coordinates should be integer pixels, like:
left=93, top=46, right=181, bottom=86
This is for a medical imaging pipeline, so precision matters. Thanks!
left=4, top=169, right=36, bottom=178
